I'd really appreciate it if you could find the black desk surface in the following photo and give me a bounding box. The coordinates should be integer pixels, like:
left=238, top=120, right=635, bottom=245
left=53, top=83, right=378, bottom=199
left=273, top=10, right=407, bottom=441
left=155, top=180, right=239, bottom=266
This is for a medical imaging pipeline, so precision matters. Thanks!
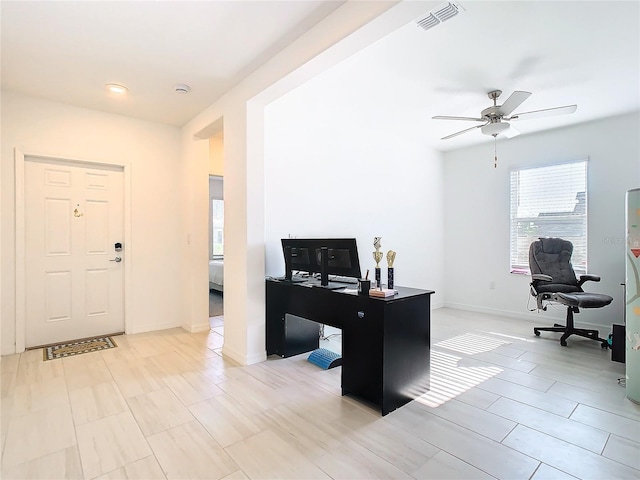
left=268, top=277, right=433, bottom=299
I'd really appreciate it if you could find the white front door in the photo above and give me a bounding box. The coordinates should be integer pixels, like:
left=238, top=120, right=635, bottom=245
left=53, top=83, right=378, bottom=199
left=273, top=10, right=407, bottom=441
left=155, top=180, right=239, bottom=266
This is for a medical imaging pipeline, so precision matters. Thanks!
left=24, top=158, right=125, bottom=347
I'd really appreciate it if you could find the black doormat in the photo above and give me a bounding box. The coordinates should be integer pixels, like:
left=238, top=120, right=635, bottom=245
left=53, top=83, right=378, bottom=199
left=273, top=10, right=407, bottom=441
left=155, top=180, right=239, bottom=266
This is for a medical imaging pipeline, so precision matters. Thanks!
left=43, top=336, right=118, bottom=361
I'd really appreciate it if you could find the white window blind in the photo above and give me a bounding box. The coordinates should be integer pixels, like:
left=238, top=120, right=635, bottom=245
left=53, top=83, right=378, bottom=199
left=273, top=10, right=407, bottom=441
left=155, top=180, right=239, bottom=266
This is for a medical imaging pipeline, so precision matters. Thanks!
left=510, top=160, right=587, bottom=274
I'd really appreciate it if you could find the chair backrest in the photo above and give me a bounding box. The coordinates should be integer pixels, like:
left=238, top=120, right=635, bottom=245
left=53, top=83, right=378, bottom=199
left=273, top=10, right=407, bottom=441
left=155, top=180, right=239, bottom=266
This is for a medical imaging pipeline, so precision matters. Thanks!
left=529, top=237, right=578, bottom=286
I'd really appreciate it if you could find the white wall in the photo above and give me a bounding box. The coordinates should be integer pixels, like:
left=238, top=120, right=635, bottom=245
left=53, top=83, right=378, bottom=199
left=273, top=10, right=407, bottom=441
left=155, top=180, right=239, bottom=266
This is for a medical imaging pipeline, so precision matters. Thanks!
left=1, top=91, right=184, bottom=354
left=264, top=55, right=445, bottom=303
left=180, top=1, right=440, bottom=364
left=443, top=112, right=640, bottom=329
left=209, top=176, right=223, bottom=198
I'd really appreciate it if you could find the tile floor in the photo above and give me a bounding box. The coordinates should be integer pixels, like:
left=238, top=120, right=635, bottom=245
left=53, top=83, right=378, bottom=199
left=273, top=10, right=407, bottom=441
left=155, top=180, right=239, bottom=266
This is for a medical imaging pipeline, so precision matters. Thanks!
left=1, top=308, right=639, bottom=479
left=210, top=290, right=224, bottom=318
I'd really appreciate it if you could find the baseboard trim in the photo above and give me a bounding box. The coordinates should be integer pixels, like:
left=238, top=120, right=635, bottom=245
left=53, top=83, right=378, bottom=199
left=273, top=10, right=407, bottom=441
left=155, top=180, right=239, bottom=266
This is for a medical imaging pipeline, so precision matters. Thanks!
left=185, top=322, right=210, bottom=334
left=222, top=344, right=266, bottom=366
left=130, top=320, right=181, bottom=335
left=442, top=302, right=611, bottom=330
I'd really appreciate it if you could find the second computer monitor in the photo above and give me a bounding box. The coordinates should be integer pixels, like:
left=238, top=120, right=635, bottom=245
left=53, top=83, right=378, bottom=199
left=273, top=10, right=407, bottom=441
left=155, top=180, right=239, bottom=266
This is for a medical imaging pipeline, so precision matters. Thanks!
left=281, top=238, right=362, bottom=281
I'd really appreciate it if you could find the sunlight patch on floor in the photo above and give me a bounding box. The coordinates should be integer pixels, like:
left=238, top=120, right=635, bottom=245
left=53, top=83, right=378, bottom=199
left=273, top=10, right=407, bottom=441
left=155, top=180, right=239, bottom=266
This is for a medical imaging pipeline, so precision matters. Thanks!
left=417, top=335, right=505, bottom=408
left=434, top=332, right=512, bottom=355
left=487, top=331, right=535, bottom=343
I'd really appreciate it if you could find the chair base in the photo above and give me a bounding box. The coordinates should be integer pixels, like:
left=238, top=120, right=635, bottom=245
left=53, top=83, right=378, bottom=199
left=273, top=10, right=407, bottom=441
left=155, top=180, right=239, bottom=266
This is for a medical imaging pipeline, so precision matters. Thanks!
left=534, top=307, right=609, bottom=348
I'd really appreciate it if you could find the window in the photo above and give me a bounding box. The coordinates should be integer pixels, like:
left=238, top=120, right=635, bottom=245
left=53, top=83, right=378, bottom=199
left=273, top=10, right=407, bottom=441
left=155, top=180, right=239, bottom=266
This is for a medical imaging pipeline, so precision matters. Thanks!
left=510, top=160, right=587, bottom=274
left=212, top=198, right=224, bottom=257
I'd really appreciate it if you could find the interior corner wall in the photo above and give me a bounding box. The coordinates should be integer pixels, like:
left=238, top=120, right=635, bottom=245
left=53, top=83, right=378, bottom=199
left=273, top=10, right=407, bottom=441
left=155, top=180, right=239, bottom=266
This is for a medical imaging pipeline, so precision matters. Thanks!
left=263, top=63, right=446, bottom=305
left=209, top=135, right=224, bottom=176
left=180, top=1, right=442, bottom=365
left=443, top=112, right=640, bottom=329
left=0, top=91, right=184, bottom=354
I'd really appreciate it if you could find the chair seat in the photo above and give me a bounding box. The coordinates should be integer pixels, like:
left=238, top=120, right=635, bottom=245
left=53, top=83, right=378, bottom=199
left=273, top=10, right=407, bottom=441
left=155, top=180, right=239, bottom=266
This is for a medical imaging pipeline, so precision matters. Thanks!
left=553, top=292, right=613, bottom=308
left=536, top=283, right=582, bottom=294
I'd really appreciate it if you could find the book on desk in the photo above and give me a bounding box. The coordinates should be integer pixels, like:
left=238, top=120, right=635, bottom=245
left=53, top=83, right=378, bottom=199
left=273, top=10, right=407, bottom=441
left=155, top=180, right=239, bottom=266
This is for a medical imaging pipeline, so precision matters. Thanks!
left=369, top=288, right=397, bottom=298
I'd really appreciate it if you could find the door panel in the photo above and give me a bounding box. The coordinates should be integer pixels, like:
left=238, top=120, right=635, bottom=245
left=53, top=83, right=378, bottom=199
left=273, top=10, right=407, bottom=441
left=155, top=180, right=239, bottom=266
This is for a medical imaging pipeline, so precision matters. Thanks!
left=45, top=271, right=72, bottom=322
left=85, top=200, right=108, bottom=253
left=86, top=269, right=109, bottom=316
left=25, top=158, right=124, bottom=347
left=85, top=171, right=109, bottom=189
left=45, top=198, right=72, bottom=254
left=45, top=168, right=71, bottom=187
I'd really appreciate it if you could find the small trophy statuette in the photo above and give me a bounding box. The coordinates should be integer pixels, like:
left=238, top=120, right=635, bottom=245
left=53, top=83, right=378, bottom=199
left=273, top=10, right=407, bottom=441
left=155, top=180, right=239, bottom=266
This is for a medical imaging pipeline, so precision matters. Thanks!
left=387, top=250, right=396, bottom=289
left=373, top=236, right=383, bottom=268
left=386, top=250, right=396, bottom=268
left=373, top=236, right=382, bottom=288
left=373, top=251, right=383, bottom=268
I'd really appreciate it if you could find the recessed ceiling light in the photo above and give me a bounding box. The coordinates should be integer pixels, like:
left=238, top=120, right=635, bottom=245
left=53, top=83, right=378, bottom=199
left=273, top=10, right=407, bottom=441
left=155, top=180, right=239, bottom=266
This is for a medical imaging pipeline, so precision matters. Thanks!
left=174, top=84, right=191, bottom=94
left=105, top=83, right=128, bottom=94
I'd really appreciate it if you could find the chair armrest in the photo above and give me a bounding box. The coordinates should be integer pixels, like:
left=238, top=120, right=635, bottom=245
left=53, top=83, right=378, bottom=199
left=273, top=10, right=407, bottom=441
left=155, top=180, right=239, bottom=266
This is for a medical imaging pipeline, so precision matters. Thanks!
left=578, top=274, right=601, bottom=286
left=532, top=274, right=553, bottom=283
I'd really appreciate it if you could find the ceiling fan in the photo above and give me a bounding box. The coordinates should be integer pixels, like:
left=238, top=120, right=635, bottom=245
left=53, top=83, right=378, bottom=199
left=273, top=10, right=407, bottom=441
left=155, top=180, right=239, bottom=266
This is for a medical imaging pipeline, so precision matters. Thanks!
left=433, top=90, right=577, bottom=140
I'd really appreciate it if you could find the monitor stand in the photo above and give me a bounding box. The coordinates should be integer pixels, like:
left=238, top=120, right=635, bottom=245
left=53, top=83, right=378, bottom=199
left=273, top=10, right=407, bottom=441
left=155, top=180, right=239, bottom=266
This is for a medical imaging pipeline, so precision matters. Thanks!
left=317, top=282, right=348, bottom=290
left=275, top=275, right=307, bottom=283
left=307, top=279, right=347, bottom=290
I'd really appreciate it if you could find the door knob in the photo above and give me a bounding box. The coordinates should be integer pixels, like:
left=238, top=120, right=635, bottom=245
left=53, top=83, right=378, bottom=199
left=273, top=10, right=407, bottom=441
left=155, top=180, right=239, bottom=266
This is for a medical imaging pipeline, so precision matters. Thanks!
left=109, top=256, right=122, bottom=263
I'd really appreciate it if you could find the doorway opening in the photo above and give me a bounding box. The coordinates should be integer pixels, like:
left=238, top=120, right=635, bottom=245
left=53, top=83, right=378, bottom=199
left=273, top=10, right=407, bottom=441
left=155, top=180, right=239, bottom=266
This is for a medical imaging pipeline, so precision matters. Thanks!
left=208, top=129, right=224, bottom=344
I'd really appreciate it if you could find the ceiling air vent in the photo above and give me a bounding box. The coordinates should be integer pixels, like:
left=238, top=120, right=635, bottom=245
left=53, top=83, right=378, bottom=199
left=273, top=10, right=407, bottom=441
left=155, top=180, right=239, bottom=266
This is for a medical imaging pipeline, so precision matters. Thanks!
left=415, top=2, right=464, bottom=31
left=416, top=13, right=439, bottom=31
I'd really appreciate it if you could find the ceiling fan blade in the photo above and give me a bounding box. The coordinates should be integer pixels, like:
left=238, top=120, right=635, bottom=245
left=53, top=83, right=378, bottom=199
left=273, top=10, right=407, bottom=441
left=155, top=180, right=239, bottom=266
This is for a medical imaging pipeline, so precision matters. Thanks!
left=432, top=115, right=485, bottom=122
left=497, top=91, right=532, bottom=116
left=441, top=123, right=486, bottom=140
left=509, top=104, right=577, bottom=121
left=502, top=124, right=520, bottom=139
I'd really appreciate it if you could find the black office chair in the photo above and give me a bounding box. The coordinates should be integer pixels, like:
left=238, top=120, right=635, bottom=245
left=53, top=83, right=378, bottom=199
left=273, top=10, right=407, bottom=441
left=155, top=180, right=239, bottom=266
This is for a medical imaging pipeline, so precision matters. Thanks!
left=529, top=237, right=612, bottom=347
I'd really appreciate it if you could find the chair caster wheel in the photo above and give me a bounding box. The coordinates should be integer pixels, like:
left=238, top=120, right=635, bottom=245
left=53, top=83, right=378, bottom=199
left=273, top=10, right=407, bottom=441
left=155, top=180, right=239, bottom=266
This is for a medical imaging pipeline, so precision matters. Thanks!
left=560, top=340, right=567, bottom=346
left=534, top=330, right=540, bottom=336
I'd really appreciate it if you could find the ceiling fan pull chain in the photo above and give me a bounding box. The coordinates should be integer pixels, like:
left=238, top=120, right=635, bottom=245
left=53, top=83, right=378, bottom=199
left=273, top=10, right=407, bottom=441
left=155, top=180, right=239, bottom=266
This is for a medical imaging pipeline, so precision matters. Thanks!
left=494, top=135, right=498, bottom=168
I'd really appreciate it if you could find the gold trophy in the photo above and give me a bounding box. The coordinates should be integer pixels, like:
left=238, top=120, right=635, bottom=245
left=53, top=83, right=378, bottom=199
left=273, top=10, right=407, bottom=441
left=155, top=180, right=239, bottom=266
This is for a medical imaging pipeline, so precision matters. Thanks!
left=387, top=250, right=396, bottom=289
left=387, top=250, right=396, bottom=268
left=373, top=237, right=383, bottom=288
left=373, top=251, right=383, bottom=267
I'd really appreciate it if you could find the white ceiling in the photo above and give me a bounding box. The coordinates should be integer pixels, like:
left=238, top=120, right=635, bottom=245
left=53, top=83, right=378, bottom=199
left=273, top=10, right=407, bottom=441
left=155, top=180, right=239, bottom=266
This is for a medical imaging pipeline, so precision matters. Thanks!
left=0, top=0, right=343, bottom=126
left=338, top=0, right=640, bottom=150
left=2, top=1, right=639, bottom=150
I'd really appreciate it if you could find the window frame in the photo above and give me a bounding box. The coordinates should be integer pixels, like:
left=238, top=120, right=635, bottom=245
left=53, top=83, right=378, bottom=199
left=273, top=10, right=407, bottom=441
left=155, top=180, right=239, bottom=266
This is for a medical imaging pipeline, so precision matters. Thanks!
left=509, top=159, right=588, bottom=275
left=211, top=197, right=224, bottom=259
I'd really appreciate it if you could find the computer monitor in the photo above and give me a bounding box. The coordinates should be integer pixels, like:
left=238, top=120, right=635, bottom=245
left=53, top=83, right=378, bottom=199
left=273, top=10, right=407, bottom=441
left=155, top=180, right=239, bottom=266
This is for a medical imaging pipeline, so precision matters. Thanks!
left=281, top=238, right=362, bottom=287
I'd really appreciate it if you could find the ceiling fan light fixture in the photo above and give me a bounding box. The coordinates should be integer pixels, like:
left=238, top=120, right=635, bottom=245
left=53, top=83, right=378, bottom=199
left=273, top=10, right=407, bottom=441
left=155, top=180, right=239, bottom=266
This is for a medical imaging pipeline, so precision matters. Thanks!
left=433, top=89, right=577, bottom=145
left=481, top=122, right=510, bottom=136
left=105, top=83, right=128, bottom=95
left=174, top=84, right=191, bottom=94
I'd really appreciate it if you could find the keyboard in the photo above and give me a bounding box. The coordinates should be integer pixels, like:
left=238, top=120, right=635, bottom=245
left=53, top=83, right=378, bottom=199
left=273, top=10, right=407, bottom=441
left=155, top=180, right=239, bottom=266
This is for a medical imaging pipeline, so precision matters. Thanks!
left=328, top=275, right=358, bottom=284
left=271, top=275, right=309, bottom=283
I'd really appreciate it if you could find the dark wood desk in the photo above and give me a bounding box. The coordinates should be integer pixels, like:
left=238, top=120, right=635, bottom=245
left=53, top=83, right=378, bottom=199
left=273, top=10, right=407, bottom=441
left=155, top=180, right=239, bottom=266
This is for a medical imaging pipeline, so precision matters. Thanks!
left=266, top=279, right=434, bottom=415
